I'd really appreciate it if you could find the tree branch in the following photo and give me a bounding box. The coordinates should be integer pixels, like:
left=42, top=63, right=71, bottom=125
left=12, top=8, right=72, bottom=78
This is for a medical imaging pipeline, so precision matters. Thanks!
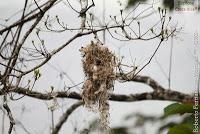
left=117, top=74, right=165, bottom=91
left=0, top=87, right=192, bottom=103
left=3, top=101, right=15, bottom=134
left=0, top=0, right=58, bottom=35
left=51, top=101, right=83, bottom=134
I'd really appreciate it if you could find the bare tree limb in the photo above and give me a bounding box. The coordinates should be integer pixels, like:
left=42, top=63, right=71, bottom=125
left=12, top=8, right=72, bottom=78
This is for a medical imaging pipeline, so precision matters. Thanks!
left=0, top=0, right=58, bottom=35
left=117, top=74, right=165, bottom=91
left=0, top=87, right=192, bottom=103
left=3, top=100, right=15, bottom=134
left=51, top=101, right=83, bottom=134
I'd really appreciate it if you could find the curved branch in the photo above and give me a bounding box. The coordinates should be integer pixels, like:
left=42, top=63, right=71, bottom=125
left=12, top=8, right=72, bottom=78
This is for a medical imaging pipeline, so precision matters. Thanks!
left=0, top=87, right=192, bottom=103
left=3, top=101, right=15, bottom=134
left=51, top=101, right=83, bottom=134
left=117, top=74, right=165, bottom=91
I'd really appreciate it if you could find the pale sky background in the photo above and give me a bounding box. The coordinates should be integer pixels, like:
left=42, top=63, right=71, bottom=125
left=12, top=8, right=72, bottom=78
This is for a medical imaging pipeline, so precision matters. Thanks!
left=0, top=0, right=200, bottom=134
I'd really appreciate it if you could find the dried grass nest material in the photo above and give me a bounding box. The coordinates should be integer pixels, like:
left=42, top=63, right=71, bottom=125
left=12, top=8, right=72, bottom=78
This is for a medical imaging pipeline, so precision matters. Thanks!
left=80, top=41, right=116, bottom=131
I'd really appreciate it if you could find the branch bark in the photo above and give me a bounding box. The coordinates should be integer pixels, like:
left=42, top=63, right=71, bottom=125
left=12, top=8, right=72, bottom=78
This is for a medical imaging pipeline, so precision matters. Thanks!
left=117, top=74, right=165, bottom=91
left=3, top=101, right=15, bottom=134
left=0, top=87, right=192, bottom=103
left=51, top=101, right=83, bottom=134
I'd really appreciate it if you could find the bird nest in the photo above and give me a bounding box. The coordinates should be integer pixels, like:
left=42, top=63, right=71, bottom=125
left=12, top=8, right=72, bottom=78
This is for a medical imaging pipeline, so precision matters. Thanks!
left=80, top=41, right=116, bottom=131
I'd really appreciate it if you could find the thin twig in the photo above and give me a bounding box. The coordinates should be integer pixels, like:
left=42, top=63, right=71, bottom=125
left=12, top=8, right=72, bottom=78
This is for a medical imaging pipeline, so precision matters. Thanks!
left=134, top=39, right=163, bottom=77
left=168, top=34, right=174, bottom=89
left=3, top=96, right=15, bottom=134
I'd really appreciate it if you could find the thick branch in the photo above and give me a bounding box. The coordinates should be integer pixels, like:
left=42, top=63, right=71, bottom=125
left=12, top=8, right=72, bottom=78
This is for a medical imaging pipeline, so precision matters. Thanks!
left=0, top=87, right=192, bottom=103
left=117, top=74, right=165, bottom=91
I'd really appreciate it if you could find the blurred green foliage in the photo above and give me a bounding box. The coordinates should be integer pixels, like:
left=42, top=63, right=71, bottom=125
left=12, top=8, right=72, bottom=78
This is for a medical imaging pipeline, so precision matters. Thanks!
left=164, top=103, right=197, bottom=117
left=164, top=103, right=200, bottom=134
left=127, top=0, right=174, bottom=10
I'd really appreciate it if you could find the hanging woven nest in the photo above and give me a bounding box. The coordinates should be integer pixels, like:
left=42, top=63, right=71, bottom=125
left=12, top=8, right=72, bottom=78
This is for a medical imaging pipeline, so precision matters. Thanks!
left=80, top=41, right=116, bottom=131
